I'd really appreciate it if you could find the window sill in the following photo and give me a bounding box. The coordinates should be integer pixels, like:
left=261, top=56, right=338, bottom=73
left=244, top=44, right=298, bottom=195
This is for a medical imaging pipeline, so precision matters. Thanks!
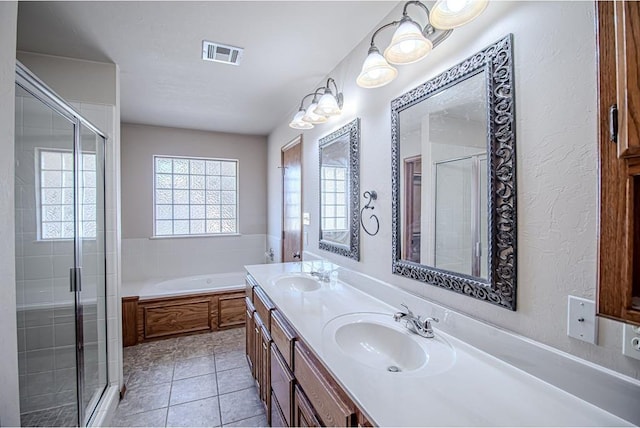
left=149, top=233, right=242, bottom=240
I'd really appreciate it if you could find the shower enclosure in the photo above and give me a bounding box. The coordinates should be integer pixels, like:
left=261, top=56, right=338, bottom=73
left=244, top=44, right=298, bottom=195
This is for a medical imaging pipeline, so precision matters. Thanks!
left=15, top=63, right=108, bottom=426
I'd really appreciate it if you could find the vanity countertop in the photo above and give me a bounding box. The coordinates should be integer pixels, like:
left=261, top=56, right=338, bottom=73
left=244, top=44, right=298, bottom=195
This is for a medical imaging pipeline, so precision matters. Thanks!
left=245, top=262, right=632, bottom=427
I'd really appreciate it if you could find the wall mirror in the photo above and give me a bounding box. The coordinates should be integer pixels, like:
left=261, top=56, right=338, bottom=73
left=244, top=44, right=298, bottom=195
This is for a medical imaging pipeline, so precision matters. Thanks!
left=391, top=35, right=516, bottom=310
left=319, top=118, right=360, bottom=260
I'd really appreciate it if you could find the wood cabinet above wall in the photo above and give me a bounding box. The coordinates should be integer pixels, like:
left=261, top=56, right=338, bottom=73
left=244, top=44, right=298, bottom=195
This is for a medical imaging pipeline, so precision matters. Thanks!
left=596, top=0, right=640, bottom=325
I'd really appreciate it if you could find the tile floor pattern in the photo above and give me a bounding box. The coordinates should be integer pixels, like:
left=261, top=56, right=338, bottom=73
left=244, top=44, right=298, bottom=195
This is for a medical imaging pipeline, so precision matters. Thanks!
left=112, top=327, right=267, bottom=427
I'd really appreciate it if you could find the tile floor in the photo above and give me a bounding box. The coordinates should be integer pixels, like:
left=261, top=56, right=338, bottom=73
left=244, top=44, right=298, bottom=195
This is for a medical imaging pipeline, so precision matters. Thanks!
left=112, top=327, right=267, bottom=427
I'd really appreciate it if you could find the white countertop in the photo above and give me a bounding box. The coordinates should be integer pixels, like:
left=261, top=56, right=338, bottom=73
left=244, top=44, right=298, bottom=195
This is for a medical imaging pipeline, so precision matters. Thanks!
left=245, top=262, right=632, bottom=427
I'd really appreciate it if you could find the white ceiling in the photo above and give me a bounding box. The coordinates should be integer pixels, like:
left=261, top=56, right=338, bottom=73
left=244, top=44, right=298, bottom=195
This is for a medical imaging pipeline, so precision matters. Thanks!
left=17, top=1, right=399, bottom=136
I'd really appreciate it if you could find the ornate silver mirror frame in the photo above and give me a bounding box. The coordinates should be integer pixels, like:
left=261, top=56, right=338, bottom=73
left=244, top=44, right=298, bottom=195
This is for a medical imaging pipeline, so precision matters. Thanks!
left=319, top=118, right=360, bottom=261
left=391, top=35, right=517, bottom=310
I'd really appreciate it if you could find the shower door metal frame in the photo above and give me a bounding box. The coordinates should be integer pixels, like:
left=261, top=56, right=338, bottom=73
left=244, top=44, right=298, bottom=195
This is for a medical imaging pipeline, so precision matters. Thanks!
left=16, top=61, right=109, bottom=427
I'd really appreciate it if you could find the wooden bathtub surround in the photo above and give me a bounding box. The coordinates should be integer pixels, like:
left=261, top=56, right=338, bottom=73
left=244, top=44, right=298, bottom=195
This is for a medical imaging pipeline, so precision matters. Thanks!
left=245, top=274, right=371, bottom=427
left=121, top=290, right=246, bottom=346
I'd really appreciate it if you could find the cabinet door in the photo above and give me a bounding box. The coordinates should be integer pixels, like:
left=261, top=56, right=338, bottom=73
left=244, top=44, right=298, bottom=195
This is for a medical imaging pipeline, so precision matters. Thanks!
left=245, top=298, right=255, bottom=376
left=294, top=386, right=322, bottom=427
left=253, top=313, right=264, bottom=392
left=260, top=324, right=272, bottom=421
left=597, top=0, right=640, bottom=325
left=613, top=0, right=640, bottom=158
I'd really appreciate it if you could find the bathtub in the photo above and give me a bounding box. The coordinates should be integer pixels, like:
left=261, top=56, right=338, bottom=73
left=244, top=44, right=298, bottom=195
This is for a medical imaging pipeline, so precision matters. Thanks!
left=138, top=272, right=246, bottom=300
left=122, top=272, right=247, bottom=346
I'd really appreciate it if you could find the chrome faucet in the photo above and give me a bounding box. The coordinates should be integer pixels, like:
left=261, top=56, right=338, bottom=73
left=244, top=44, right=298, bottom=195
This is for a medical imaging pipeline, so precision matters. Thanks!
left=393, top=304, right=439, bottom=338
left=310, top=270, right=331, bottom=282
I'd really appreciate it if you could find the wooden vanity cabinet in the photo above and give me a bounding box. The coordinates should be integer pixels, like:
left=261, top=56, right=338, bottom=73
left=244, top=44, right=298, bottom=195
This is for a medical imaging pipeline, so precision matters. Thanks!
left=596, top=0, right=640, bottom=325
left=245, top=274, right=370, bottom=427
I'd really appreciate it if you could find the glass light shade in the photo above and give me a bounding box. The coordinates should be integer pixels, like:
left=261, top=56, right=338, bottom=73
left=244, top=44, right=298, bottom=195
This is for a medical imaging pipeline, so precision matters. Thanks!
left=356, top=49, right=398, bottom=89
left=314, top=91, right=341, bottom=116
left=384, top=20, right=433, bottom=65
left=429, top=0, right=489, bottom=30
left=302, top=102, right=328, bottom=124
left=289, top=110, right=313, bottom=129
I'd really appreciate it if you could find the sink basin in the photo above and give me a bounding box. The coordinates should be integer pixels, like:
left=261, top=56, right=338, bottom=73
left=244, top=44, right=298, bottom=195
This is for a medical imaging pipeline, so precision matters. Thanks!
left=323, top=313, right=456, bottom=375
left=273, top=274, right=321, bottom=292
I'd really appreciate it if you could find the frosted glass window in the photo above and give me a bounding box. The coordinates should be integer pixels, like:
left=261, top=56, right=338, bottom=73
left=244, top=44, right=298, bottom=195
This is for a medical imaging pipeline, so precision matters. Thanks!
left=320, top=166, right=348, bottom=232
left=153, top=155, right=238, bottom=236
left=37, top=149, right=97, bottom=240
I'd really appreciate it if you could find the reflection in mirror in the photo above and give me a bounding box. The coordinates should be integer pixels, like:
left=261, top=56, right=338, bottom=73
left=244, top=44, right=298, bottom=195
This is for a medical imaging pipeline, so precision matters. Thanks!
left=392, top=35, right=516, bottom=310
left=400, top=72, right=488, bottom=279
left=319, top=118, right=360, bottom=260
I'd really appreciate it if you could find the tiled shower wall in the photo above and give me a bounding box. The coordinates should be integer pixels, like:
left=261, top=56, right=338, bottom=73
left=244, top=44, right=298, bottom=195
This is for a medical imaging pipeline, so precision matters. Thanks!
left=14, top=94, right=119, bottom=415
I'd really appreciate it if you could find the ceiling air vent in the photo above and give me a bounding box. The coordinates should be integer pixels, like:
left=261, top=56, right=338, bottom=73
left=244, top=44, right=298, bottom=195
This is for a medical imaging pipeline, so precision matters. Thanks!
left=202, top=41, right=243, bottom=66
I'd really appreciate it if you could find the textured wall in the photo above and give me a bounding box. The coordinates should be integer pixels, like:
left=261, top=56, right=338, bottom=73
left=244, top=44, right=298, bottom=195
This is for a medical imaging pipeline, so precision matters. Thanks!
left=0, top=3, right=21, bottom=425
left=267, top=1, right=640, bottom=379
left=120, top=123, right=268, bottom=282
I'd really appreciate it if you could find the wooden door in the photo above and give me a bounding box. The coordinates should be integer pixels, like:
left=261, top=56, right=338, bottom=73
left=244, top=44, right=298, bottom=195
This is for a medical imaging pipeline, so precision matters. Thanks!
left=597, top=0, right=640, bottom=325
left=282, top=136, right=303, bottom=262
left=613, top=0, right=640, bottom=158
left=403, top=156, right=422, bottom=263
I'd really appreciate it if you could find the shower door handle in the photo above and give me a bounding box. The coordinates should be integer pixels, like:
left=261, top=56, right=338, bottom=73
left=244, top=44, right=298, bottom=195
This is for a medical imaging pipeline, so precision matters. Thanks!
left=69, top=267, right=82, bottom=292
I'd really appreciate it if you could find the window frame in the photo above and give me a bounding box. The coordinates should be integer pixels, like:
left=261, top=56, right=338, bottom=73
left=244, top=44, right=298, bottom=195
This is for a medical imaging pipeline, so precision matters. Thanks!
left=152, top=154, right=240, bottom=238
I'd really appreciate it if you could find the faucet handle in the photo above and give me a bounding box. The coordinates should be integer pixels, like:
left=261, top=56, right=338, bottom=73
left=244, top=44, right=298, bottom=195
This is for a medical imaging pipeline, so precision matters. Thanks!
left=400, top=303, right=413, bottom=316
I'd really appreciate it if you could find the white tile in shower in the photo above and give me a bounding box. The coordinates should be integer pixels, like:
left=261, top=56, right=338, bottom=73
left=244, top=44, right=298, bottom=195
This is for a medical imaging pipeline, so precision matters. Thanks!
left=22, top=237, right=53, bottom=257
left=23, top=97, right=53, bottom=130
left=22, top=279, right=54, bottom=305
left=52, top=255, right=74, bottom=280
left=26, top=348, right=55, bottom=373
left=52, top=109, right=72, bottom=131
left=24, top=308, right=54, bottom=328
left=26, top=371, right=56, bottom=397
left=53, top=323, right=75, bottom=347
left=23, top=257, right=54, bottom=281
left=53, top=345, right=76, bottom=370
left=25, top=325, right=54, bottom=351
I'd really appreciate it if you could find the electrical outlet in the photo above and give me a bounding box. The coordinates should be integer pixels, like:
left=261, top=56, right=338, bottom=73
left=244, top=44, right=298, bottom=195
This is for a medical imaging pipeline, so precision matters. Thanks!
left=622, top=324, right=640, bottom=360
left=567, top=296, right=598, bottom=344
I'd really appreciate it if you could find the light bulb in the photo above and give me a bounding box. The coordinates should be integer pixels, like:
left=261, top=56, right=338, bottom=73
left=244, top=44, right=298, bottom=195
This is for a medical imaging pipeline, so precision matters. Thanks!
left=302, top=102, right=328, bottom=124
left=446, top=0, right=467, bottom=13
left=356, top=47, right=398, bottom=88
left=289, top=110, right=313, bottom=129
left=384, top=20, right=432, bottom=65
left=430, top=0, right=488, bottom=30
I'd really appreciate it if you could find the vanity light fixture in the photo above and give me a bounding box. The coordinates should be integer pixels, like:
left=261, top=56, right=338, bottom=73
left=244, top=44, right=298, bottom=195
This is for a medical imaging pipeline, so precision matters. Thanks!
left=289, top=78, right=344, bottom=130
left=356, top=0, right=488, bottom=88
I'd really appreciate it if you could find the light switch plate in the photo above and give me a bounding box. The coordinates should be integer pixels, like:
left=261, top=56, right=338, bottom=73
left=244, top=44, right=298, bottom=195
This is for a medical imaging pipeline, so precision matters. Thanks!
left=622, top=324, right=640, bottom=360
left=303, top=212, right=310, bottom=226
left=567, top=296, right=598, bottom=344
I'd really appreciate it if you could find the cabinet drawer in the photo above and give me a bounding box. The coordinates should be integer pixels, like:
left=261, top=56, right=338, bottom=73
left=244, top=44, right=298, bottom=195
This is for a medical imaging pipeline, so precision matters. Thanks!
left=271, top=393, right=288, bottom=428
left=254, top=286, right=275, bottom=331
left=294, top=385, right=322, bottom=427
left=245, top=280, right=254, bottom=303
left=271, top=310, right=296, bottom=369
left=271, top=346, right=294, bottom=426
left=294, top=343, right=355, bottom=427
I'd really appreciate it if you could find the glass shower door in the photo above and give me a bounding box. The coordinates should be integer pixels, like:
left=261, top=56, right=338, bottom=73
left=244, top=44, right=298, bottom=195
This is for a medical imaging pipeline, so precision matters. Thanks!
left=77, top=124, right=108, bottom=425
left=15, top=83, right=79, bottom=427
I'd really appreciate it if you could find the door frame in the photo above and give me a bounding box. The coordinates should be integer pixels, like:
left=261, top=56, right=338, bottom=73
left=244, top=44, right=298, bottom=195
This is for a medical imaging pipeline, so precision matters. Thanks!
left=281, top=135, right=303, bottom=262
